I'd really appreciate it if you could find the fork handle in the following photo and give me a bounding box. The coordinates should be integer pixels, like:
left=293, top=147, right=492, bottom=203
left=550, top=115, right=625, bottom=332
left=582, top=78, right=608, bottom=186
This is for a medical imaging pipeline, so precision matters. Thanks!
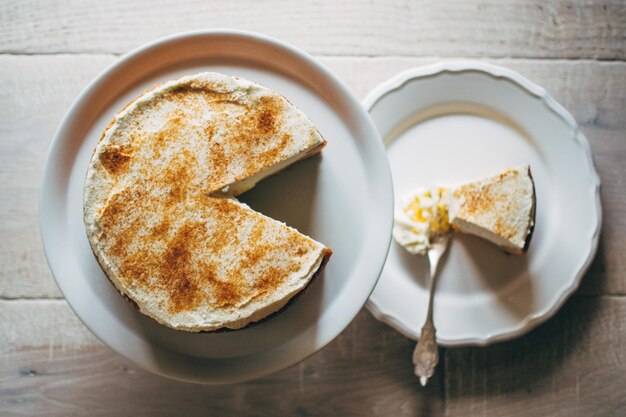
left=412, top=320, right=439, bottom=386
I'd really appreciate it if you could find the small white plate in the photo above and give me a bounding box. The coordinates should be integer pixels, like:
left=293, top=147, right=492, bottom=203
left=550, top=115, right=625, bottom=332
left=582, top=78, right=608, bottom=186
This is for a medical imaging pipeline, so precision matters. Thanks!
left=364, top=62, right=601, bottom=346
left=40, top=30, right=393, bottom=383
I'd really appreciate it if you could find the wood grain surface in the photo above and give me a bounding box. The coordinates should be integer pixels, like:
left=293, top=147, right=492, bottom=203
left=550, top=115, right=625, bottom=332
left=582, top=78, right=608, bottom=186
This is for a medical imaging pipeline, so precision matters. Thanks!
left=1, top=0, right=624, bottom=59
left=1, top=0, right=625, bottom=415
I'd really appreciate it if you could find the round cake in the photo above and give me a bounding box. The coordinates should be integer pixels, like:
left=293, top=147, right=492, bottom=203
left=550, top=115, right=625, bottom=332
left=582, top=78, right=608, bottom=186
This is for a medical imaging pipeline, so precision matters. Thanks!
left=84, top=72, right=331, bottom=331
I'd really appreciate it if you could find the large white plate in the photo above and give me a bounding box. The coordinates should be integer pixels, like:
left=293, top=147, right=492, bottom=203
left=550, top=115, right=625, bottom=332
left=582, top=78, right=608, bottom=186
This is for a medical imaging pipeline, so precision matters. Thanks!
left=364, top=62, right=601, bottom=346
left=40, top=30, right=393, bottom=383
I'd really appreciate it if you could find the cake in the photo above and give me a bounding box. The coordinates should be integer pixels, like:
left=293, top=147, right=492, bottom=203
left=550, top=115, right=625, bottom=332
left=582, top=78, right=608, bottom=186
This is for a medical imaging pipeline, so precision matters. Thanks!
left=84, top=72, right=332, bottom=332
left=394, top=165, right=536, bottom=255
left=448, top=165, right=536, bottom=254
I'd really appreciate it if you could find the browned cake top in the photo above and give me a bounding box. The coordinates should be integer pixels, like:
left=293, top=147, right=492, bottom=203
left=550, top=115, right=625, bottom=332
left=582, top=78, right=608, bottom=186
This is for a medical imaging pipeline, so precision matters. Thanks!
left=84, top=72, right=328, bottom=331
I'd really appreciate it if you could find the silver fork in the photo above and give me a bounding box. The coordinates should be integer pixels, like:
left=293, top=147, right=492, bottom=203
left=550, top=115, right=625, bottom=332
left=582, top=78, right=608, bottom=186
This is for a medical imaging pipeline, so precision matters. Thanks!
left=412, top=235, right=450, bottom=386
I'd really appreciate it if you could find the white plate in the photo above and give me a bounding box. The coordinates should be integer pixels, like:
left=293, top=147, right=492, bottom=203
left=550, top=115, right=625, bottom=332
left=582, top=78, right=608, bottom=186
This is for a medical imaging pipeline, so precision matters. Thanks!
left=40, top=30, right=393, bottom=383
left=364, top=62, right=601, bottom=346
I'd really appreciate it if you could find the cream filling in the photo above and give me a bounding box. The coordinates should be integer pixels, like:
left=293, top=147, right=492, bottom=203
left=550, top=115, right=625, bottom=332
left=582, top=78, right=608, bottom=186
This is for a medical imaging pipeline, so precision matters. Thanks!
left=450, top=218, right=520, bottom=252
left=393, top=187, right=450, bottom=255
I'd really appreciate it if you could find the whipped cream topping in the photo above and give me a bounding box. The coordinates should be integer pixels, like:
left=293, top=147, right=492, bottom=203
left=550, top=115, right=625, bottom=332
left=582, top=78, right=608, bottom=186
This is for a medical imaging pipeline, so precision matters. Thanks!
left=393, top=187, right=450, bottom=255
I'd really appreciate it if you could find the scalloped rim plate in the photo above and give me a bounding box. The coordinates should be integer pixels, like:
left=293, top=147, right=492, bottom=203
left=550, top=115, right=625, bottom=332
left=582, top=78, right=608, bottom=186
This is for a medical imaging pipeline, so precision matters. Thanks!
left=363, top=61, right=601, bottom=346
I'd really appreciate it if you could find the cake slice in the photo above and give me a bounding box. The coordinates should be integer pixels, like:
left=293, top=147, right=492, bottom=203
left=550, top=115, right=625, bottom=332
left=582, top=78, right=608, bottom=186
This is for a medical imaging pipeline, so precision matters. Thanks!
left=84, top=72, right=331, bottom=332
left=448, top=165, right=536, bottom=254
left=393, top=166, right=536, bottom=255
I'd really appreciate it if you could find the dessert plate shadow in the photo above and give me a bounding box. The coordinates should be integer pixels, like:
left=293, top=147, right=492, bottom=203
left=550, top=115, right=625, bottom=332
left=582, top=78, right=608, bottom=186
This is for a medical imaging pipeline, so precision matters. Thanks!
left=39, top=30, right=393, bottom=383
left=363, top=61, right=601, bottom=346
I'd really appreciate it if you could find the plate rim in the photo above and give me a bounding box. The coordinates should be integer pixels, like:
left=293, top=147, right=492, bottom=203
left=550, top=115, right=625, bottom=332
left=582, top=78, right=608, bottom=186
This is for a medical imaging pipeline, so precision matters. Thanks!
left=363, top=60, right=602, bottom=347
left=39, top=29, right=393, bottom=382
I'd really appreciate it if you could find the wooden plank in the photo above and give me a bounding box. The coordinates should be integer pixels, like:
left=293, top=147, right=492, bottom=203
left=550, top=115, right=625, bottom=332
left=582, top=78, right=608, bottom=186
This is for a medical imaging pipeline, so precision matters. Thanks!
left=0, top=304, right=445, bottom=417
left=0, top=0, right=623, bottom=59
left=444, top=296, right=626, bottom=416
left=1, top=55, right=623, bottom=298
left=0, top=55, right=115, bottom=299
left=1, top=298, right=624, bottom=416
left=0, top=300, right=98, bottom=353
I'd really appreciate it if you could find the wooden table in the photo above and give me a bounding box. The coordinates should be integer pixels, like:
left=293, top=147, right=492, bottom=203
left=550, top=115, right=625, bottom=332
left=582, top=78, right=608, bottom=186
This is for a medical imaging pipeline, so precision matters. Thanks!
left=1, top=1, right=624, bottom=415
